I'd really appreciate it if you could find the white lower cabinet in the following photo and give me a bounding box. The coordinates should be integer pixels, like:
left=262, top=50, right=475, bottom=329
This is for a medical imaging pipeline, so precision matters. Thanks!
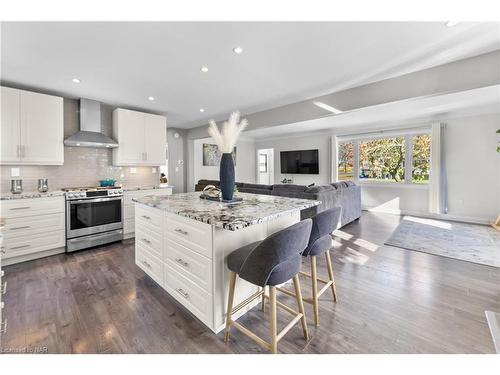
left=123, top=188, right=172, bottom=238
left=134, top=203, right=300, bottom=333
left=0, top=197, right=66, bottom=265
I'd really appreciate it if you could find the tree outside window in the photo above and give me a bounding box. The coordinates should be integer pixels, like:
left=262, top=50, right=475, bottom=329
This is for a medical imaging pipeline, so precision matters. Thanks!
left=359, top=137, right=405, bottom=182
left=411, top=134, right=431, bottom=183
left=338, top=141, right=353, bottom=181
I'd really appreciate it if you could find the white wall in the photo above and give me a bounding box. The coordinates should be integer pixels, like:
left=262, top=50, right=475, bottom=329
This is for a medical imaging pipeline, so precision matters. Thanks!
left=254, top=133, right=330, bottom=186
left=253, top=113, right=500, bottom=223
left=192, top=137, right=256, bottom=187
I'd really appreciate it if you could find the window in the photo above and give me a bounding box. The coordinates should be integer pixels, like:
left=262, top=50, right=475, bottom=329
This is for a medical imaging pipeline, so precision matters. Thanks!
left=411, top=134, right=431, bottom=184
left=359, top=137, right=405, bottom=183
left=337, top=141, right=354, bottom=181
left=336, top=131, right=431, bottom=185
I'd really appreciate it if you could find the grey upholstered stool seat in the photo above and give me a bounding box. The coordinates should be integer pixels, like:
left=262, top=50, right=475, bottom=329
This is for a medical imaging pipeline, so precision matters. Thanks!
left=277, top=207, right=341, bottom=326
left=224, top=219, right=312, bottom=354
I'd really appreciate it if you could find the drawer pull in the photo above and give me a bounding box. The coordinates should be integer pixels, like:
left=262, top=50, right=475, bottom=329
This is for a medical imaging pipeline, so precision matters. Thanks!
left=174, top=228, right=189, bottom=236
left=1, top=281, right=6, bottom=295
left=11, top=244, right=30, bottom=250
left=141, top=215, right=151, bottom=220
left=0, top=319, right=7, bottom=334
left=176, top=288, right=189, bottom=299
left=175, top=258, right=189, bottom=267
left=142, top=260, right=152, bottom=269
left=141, top=238, right=152, bottom=245
left=9, top=206, right=31, bottom=210
left=0, top=247, right=5, bottom=255
left=10, top=226, right=31, bottom=230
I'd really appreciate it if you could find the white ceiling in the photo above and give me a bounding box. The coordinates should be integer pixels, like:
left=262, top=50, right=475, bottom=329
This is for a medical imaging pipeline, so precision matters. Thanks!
left=1, top=22, right=499, bottom=128
left=244, top=85, right=500, bottom=139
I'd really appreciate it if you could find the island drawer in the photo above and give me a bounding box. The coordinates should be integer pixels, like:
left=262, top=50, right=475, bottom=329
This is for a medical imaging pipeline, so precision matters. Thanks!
left=1, top=196, right=65, bottom=219
left=165, top=213, right=212, bottom=258
left=135, top=204, right=163, bottom=230
left=135, top=224, right=163, bottom=260
left=2, top=212, right=65, bottom=239
left=136, top=244, right=163, bottom=286
left=165, top=264, right=213, bottom=327
left=165, top=238, right=212, bottom=293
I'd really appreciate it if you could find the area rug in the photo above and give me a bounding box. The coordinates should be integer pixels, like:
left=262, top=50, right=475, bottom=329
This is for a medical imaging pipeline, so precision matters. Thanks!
left=384, top=216, right=500, bottom=268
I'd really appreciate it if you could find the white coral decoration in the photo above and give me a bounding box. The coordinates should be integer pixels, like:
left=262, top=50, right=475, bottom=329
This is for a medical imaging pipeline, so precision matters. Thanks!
left=208, top=111, right=248, bottom=154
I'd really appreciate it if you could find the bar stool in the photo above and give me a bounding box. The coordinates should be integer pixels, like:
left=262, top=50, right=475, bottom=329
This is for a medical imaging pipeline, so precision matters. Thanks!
left=224, top=219, right=313, bottom=354
left=277, top=207, right=341, bottom=326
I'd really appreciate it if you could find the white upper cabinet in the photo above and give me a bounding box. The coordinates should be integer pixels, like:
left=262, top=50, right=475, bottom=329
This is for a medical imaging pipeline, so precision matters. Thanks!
left=1, top=86, right=64, bottom=165
left=112, top=108, right=167, bottom=166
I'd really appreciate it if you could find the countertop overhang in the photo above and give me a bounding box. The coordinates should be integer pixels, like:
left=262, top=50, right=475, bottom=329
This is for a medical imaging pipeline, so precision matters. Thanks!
left=133, top=192, right=320, bottom=231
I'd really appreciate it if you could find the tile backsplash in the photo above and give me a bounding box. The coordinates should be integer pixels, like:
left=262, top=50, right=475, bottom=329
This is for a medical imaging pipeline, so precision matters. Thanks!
left=0, top=147, right=160, bottom=193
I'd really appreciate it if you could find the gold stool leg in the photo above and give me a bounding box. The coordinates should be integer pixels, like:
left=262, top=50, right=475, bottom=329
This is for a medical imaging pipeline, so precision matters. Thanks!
left=310, top=256, right=319, bottom=326
left=261, top=286, right=266, bottom=312
left=224, top=271, right=237, bottom=342
left=325, top=250, right=338, bottom=302
left=292, top=275, right=309, bottom=340
left=269, top=286, right=278, bottom=354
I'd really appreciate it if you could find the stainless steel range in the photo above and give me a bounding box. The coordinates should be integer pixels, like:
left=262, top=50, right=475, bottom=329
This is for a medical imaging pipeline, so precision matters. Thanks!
left=63, top=186, right=124, bottom=252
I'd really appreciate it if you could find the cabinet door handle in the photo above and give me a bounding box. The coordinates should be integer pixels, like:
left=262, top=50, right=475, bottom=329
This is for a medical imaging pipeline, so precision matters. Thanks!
left=142, top=260, right=151, bottom=269
left=0, top=319, right=8, bottom=334
left=1, top=281, right=7, bottom=295
left=11, top=244, right=30, bottom=250
left=0, top=247, right=5, bottom=255
left=175, top=258, right=189, bottom=267
left=22, top=145, right=26, bottom=158
left=174, top=228, right=188, bottom=236
left=10, top=226, right=31, bottom=231
left=145, top=152, right=148, bottom=161
left=141, top=238, right=151, bottom=245
left=176, top=288, right=189, bottom=299
left=9, top=207, right=31, bottom=210
left=141, top=215, right=151, bottom=220
left=16, top=145, right=20, bottom=158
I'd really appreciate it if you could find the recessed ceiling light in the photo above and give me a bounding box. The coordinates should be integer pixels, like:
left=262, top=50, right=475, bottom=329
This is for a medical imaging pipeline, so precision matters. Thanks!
left=313, top=101, right=343, bottom=114
left=199, top=108, right=205, bottom=113
left=200, top=66, right=209, bottom=73
left=72, top=78, right=81, bottom=83
left=233, top=46, right=243, bottom=54
left=445, top=21, right=460, bottom=27
left=148, top=96, right=155, bottom=101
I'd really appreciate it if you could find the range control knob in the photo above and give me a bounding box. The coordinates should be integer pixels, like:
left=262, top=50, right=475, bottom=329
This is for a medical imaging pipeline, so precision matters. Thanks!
left=68, top=193, right=74, bottom=198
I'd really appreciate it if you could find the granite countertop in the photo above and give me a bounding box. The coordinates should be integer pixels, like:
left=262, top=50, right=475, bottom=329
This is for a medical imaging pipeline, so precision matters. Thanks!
left=122, top=185, right=174, bottom=192
left=0, top=190, right=66, bottom=200
left=133, top=192, right=320, bottom=231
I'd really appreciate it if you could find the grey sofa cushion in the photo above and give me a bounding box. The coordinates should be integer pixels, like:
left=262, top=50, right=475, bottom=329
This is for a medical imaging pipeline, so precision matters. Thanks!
left=305, top=185, right=334, bottom=194
left=241, top=183, right=273, bottom=190
left=272, top=184, right=307, bottom=193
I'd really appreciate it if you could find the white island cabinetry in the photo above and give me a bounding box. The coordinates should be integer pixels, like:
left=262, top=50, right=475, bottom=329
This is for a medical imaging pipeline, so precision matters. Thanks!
left=133, top=192, right=319, bottom=333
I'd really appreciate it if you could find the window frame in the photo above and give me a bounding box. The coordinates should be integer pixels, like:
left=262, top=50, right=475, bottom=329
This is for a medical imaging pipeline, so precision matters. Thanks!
left=336, top=129, right=431, bottom=188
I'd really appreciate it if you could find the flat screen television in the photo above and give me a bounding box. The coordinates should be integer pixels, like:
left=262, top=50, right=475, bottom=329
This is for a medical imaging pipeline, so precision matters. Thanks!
left=280, top=149, right=319, bottom=174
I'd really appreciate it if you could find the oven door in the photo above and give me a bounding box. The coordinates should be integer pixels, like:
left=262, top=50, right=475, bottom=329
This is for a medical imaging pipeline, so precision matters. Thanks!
left=66, top=196, right=123, bottom=239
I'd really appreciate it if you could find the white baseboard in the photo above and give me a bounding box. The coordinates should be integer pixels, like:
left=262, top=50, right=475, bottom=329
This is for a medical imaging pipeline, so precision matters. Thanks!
left=362, top=206, right=491, bottom=225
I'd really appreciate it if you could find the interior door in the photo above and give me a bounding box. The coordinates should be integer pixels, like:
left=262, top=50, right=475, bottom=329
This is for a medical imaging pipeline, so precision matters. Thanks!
left=20, top=90, right=64, bottom=164
left=257, top=149, right=274, bottom=185
left=144, top=113, right=167, bottom=165
left=1, top=87, right=21, bottom=163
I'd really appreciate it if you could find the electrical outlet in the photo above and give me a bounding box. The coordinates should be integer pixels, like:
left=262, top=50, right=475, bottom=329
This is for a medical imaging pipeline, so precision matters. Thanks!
left=130, top=167, right=137, bottom=174
left=11, top=167, right=20, bottom=177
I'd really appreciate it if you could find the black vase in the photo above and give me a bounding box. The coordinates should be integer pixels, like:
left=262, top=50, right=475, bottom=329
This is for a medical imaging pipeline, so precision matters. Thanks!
left=220, top=153, right=235, bottom=201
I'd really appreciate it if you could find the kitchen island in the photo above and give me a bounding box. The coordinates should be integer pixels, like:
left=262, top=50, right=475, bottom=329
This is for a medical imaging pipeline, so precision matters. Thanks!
left=133, top=192, right=320, bottom=333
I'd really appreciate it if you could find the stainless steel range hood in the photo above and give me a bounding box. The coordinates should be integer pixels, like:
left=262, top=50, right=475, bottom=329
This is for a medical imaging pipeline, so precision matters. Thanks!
left=64, top=98, right=119, bottom=148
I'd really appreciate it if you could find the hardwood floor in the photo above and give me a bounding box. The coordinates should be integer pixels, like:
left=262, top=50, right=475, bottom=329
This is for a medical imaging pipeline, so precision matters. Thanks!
left=1, top=212, right=499, bottom=353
